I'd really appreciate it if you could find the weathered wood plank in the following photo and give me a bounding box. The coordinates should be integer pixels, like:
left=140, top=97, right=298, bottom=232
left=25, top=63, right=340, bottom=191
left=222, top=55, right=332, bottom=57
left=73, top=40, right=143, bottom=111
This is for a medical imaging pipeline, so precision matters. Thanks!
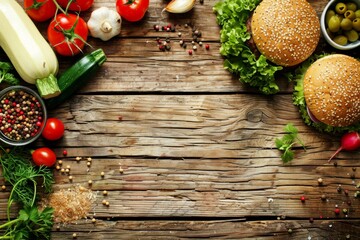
left=48, top=219, right=360, bottom=239
left=44, top=94, right=352, bottom=161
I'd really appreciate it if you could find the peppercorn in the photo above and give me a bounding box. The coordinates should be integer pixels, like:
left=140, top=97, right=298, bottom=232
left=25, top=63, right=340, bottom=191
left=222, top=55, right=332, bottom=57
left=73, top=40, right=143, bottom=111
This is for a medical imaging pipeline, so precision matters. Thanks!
left=153, top=25, right=160, bottom=31
left=344, top=189, right=349, bottom=195
left=103, top=190, right=108, bottom=196
left=62, top=150, right=68, bottom=156
left=72, top=233, right=77, bottom=239
left=300, top=196, right=306, bottom=202
left=333, top=161, right=338, bottom=167
left=188, top=50, right=193, bottom=55
left=58, top=160, right=63, bottom=165
left=309, top=218, right=314, bottom=223
left=165, top=45, right=171, bottom=51
left=321, top=194, right=327, bottom=201
left=159, top=45, right=165, bottom=51
left=88, top=180, right=93, bottom=185
left=1, top=185, right=6, bottom=191
left=288, top=229, right=293, bottom=234
left=0, top=89, right=44, bottom=141
left=205, top=44, right=210, bottom=50
left=101, top=172, right=105, bottom=178
left=334, top=208, right=340, bottom=215
left=182, top=43, right=187, bottom=49
left=343, top=208, right=348, bottom=214
left=337, top=185, right=342, bottom=193
left=317, top=178, right=323, bottom=185
left=92, top=218, right=96, bottom=223
left=193, top=46, right=197, bottom=50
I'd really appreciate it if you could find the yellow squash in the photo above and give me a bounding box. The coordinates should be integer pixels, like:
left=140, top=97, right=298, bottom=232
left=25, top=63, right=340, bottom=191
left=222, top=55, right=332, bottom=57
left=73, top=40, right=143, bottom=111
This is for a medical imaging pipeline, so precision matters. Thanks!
left=0, top=0, right=60, bottom=99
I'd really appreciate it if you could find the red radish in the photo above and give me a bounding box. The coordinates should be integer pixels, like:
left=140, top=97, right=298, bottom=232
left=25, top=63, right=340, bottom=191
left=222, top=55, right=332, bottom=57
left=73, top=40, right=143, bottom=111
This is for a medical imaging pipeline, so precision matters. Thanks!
left=328, top=132, right=360, bottom=162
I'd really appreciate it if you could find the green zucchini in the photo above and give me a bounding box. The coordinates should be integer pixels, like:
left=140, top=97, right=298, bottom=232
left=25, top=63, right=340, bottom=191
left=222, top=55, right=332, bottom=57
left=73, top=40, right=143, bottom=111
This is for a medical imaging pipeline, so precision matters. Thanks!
left=45, top=49, right=107, bottom=110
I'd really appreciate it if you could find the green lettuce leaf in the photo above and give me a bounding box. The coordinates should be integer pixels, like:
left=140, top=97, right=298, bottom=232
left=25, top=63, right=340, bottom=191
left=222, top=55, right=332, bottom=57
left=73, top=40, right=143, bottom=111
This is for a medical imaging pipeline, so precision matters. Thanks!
left=213, top=0, right=282, bottom=95
left=292, top=53, right=360, bottom=134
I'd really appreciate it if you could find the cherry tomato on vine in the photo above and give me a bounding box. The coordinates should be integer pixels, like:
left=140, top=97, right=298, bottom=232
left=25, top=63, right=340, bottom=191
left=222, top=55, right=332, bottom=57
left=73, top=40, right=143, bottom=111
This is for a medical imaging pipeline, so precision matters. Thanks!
left=56, top=0, right=94, bottom=12
left=42, top=118, right=65, bottom=141
left=24, top=0, right=57, bottom=22
left=32, top=147, right=57, bottom=167
left=47, top=13, right=88, bottom=56
left=116, top=0, right=149, bottom=22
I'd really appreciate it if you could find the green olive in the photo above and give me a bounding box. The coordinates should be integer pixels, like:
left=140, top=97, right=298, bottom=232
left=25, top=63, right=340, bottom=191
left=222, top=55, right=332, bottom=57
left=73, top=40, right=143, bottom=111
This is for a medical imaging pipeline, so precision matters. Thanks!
left=333, top=35, right=348, bottom=45
left=346, top=2, right=357, bottom=12
left=326, top=9, right=336, bottom=24
left=335, top=2, right=347, bottom=14
left=345, top=29, right=359, bottom=42
left=353, top=18, right=360, bottom=31
left=326, top=28, right=336, bottom=39
left=345, top=10, right=356, bottom=20
left=341, top=18, right=353, bottom=30
left=355, top=9, right=360, bottom=18
left=328, top=15, right=341, bottom=32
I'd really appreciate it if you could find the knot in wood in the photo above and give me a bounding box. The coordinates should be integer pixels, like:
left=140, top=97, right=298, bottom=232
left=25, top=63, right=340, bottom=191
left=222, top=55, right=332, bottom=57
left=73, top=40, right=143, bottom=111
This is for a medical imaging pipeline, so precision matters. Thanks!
left=246, top=109, right=264, bottom=123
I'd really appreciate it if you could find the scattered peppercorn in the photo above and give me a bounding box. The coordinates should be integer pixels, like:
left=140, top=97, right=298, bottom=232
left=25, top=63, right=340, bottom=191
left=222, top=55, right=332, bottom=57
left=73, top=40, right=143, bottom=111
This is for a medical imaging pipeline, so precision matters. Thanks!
left=309, top=218, right=314, bottom=223
left=334, top=208, right=340, bottom=215
left=333, top=161, right=338, bottom=167
left=101, top=171, right=105, bottom=178
left=102, top=199, right=107, bottom=205
left=288, top=229, right=293, bottom=234
left=58, top=160, right=63, bottom=165
left=0, top=89, right=44, bottom=141
left=193, top=45, right=197, bottom=50
left=352, top=167, right=357, bottom=172
left=205, top=44, right=210, bottom=50
left=343, top=208, right=348, bottom=214
left=119, top=167, right=124, bottom=174
left=321, top=194, right=327, bottom=201
left=300, top=196, right=306, bottom=202
left=317, top=177, right=323, bottom=185
left=63, top=150, right=67, bottom=156
left=69, top=176, right=73, bottom=181
left=72, top=233, right=77, bottom=239
left=188, top=50, right=193, bottom=55
left=337, top=185, right=342, bottom=193
left=344, top=189, right=349, bottom=195
left=88, top=180, right=93, bottom=185
left=92, top=218, right=96, bottom=223
left=103, top=190, right=108, bottom=196
left=87, top=162, right=91, bottom=167
left=1, top=185, right=6, bottom=191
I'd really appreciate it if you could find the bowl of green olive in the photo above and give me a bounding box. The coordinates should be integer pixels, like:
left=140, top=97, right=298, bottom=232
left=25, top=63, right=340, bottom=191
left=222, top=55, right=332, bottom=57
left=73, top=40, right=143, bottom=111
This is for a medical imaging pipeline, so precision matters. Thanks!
left=321, top=0, right=360, bottom=50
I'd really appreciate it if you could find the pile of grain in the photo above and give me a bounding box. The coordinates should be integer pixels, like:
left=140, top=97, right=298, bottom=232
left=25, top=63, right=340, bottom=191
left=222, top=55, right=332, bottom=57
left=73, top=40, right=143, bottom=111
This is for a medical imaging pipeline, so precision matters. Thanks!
left=42, top=185, right=97, bottom=223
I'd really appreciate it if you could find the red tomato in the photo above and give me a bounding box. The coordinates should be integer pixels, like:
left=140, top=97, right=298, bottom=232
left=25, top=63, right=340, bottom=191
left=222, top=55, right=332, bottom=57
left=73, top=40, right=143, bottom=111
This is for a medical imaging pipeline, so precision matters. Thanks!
left=116, top=0, right=149, bottom=22
left=24, top=0, right=57, bottom=22
left=42, top=118, right=65, bottom=141
left=47, top=13, right=88, bottom=56
left=56, top=0, right=94, bottom=11
left=32, top=147, right=57, bottom=167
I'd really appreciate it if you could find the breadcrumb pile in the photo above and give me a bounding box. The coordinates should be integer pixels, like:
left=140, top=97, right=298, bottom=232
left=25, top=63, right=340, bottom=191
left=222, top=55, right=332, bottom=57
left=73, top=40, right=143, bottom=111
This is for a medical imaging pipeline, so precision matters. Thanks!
left=42, top=185, right=97, bottom=223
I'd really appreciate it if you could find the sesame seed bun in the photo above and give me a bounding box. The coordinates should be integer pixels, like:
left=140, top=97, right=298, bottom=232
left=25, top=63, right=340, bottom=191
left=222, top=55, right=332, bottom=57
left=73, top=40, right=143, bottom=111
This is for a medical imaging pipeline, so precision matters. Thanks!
left=303, top=54, right=360, bottom=127
left=251, top=0, right=320, bottom=67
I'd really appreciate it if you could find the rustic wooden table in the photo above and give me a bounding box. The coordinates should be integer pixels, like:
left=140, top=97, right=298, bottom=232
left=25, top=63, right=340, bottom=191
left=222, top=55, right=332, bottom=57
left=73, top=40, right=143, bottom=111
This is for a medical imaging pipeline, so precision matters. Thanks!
left=1, top=0, right=360, bottom=239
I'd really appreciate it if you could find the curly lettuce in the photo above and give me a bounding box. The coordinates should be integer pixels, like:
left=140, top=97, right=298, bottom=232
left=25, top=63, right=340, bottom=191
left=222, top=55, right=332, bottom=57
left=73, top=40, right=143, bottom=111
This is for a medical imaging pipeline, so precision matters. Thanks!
left=213, top=0, right=282, bottom=94
left=292, top=54, right=360, bottom=134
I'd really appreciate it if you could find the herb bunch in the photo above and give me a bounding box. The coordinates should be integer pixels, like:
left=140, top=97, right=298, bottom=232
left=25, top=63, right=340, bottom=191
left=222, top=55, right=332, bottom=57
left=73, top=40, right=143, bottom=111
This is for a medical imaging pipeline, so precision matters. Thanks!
left=0, top=147, right=54, bottom=239
left=275, top=123, right=306, bottom=163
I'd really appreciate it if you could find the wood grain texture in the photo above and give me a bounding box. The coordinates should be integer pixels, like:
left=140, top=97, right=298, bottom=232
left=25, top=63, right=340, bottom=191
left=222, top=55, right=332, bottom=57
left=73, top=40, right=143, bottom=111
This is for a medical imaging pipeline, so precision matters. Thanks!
left=0, top=0, right=359, bottom=239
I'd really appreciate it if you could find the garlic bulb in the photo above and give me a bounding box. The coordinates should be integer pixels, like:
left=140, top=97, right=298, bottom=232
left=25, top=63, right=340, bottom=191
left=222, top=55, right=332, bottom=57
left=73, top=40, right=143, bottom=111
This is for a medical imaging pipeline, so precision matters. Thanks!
left=87, top=7, right=122, bottom=41
left=163, top=0, right=196, bottom=14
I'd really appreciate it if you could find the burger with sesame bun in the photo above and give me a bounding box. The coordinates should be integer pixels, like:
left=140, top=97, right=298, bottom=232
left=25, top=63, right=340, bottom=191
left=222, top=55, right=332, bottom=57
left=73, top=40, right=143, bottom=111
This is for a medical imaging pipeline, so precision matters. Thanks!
left=251, top=0, right=320, bottom=67
left=293, top=54, right=360, bottom=134
left=214, top=0, right=320, bottom=94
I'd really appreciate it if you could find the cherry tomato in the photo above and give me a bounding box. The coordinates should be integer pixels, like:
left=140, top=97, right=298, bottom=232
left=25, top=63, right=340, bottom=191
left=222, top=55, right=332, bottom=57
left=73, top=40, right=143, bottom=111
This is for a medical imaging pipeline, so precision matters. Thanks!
left=47, top=13, right=88, bottom=56
left=56, top=0, right=94, bottom=12
left=116, top=0, right=149, bottom=22
left=32, top=147, right=57, bottom=167
left=24, top=0, right=57, bottom=22
left=42, top=118, right=65, bottom=141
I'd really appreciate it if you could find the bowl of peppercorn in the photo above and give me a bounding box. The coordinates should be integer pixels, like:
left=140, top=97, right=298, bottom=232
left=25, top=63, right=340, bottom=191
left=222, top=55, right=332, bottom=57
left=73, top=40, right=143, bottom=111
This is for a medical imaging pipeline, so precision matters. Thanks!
left=321, top=0, right=360, bottom=50
left=0, top=86, right=47, bottom=146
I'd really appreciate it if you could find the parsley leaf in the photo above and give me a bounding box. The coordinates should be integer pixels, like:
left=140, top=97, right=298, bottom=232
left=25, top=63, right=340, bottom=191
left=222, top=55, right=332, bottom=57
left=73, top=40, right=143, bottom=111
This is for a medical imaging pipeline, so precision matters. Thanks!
left=0, top=61, right=20, bottom=85
left=275, top=123, right=306, bottom=163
